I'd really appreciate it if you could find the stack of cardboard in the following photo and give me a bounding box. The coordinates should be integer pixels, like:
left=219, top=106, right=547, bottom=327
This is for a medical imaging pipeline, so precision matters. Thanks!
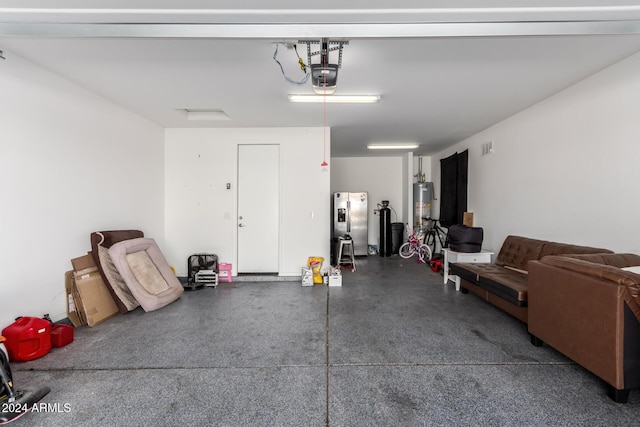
left=65, top=270, right=86, bottom=327
left=65, top=254, right=119, bottom=327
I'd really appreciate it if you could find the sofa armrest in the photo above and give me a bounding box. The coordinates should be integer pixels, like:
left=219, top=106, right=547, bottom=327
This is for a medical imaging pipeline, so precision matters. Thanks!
left=528, top=260, right=627, bottom=389
left=540, top=254, right=640, bottom=285
left=539, top=255, right=640, bottom=321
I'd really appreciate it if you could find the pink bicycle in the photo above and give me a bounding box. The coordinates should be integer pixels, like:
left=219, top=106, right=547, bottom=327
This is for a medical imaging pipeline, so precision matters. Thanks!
left=399, top=226, right=432, bottom=263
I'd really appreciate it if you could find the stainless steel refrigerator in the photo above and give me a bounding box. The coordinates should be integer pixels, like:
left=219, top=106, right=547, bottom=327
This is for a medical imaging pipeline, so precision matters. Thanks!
left=332, top=192, right=368, bottom=256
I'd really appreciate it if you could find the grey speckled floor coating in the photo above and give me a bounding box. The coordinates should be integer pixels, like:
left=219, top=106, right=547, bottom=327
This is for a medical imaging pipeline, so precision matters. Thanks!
left=9, top=256, right=640, bottom=426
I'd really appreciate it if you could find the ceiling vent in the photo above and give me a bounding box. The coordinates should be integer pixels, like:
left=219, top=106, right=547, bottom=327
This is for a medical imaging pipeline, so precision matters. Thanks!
left=182, top=109, right=230, bottom=121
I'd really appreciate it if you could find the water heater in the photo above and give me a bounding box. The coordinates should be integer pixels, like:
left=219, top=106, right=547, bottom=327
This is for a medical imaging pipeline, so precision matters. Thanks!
left=413, top=182, right=434, bottom=230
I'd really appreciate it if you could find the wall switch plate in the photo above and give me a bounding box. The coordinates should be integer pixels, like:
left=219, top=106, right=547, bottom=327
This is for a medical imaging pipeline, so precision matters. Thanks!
left=482, top=142, right=494, bottom=155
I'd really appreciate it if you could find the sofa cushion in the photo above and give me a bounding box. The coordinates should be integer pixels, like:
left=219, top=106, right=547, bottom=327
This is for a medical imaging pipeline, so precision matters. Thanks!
left=539, top=241, right=613, bottom=258
left=495, top=236, right=546, bottom=271
left=477, top=270, right=529, bottom=306
left=450, top=263, right=509, bottom=283
left=450, top=262, right=481, bottom=283
left=451, top=263, right=528, bottom=305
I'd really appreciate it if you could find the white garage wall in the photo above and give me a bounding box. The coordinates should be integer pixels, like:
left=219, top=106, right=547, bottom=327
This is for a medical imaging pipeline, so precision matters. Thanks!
left=431, top=51, right=640, bottom=254
left=330, top=156, right=405, bottom=247
left=164, top=127, right=331, bottom=276
left=0, top=51, right=165, bottom=327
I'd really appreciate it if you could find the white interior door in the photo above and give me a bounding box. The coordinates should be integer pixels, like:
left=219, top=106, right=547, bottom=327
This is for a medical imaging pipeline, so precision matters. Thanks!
left=237, top=145, right=279, bottom=273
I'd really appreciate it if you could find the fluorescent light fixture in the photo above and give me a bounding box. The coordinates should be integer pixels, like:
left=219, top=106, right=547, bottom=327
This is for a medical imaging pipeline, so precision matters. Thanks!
left=367, top=143, right=420, bottom=150
left=184, top=109, right=230, bottom=121
left=288, top=95, right=380, bottom=104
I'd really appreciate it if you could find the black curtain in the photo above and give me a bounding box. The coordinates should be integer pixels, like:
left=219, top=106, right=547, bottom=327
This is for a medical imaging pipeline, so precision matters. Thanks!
left=439, top=150, right=468, bottom=227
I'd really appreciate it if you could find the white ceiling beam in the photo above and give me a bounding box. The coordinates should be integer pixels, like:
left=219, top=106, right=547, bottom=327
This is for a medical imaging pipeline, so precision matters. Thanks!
left=4, top=5, right=640, bottom=38
left=2, top=20, right=640, bottom=39
left=3, top=6, right=640, bottom=24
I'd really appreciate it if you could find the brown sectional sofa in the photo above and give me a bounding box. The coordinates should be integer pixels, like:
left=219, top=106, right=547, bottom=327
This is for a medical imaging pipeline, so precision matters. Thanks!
left=449, top=235, right=612, bottom=323
left=528, top=253, right=640, bottom=403
left=451, top=235, right=640, bottom=402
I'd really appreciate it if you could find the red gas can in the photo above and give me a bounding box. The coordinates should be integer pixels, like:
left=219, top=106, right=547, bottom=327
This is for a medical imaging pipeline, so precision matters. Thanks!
left=1, top=316, right=52, bottom=362
left=50, top=324, right=74, bottom=348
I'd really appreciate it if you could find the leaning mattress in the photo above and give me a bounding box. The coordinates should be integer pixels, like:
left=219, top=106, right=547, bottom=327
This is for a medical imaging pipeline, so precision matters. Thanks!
left=108, top=238, right=184, bottom=312
left=91, top=230, right=144, bottom=314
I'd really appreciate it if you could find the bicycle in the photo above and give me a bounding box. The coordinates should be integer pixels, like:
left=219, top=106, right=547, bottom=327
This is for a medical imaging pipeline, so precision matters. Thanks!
left=399, top=226, right=432, bottom=263
left=422, top=217, right=449, bottom=258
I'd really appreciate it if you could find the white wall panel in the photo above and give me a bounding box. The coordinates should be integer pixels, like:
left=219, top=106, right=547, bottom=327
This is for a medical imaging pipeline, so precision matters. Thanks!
left=165, top=127, right=330, bottom=276
left=0, top=51, right=164, bottom=326
left=431, top=51, right=640, bottom=254
left=331, top=156, right=404, bottom=247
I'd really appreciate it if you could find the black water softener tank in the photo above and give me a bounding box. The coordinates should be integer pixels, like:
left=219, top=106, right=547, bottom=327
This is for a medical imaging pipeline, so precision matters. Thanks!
left=379, top=200, right=392, bottom=257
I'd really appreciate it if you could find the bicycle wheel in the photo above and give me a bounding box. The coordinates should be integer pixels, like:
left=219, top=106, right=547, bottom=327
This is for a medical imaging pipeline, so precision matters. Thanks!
left=439, top=228, right=449, bottom=250
left=399, top=242, right=414, bottom=259
left=418, top=244, right=432, bottom=263
left=424, top=231, right=436, bottom=258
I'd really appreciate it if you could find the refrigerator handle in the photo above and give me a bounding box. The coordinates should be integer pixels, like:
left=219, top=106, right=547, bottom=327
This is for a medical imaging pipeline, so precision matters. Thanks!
left=347, top=200, right=351, bottom=233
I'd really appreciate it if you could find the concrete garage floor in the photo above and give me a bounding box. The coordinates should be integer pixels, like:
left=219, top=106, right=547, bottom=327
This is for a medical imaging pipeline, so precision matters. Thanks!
left=10, top=255, right=640, bottom=426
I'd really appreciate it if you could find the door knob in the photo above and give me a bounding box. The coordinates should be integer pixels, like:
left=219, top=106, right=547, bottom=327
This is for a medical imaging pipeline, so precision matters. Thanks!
left=239, top=223, right=245, bottom=227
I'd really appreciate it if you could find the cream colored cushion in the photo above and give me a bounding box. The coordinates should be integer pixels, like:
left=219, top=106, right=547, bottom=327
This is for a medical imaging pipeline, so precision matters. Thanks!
left=98, top=245, right=140, bottom=311
left=126, top=251, right=170, bottom=295
left=108, top=238, right=183, bottom=312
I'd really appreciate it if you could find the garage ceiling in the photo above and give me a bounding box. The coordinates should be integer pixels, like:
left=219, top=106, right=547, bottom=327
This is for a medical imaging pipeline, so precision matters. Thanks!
left=2, top=1, right=640, bottom=157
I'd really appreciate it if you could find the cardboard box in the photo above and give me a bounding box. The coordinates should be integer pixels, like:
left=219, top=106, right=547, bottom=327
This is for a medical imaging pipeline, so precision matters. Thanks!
left=70, top=254, right=119, bottom=327
left=65, top=270, right=87, bottom=327
left=71, top=252, right=96, bottom=271
left=329, top=274, right=342, bottom=287
left=463, top=212, right=474, bottom=227
left=73, top=269, right=119, bottom=327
